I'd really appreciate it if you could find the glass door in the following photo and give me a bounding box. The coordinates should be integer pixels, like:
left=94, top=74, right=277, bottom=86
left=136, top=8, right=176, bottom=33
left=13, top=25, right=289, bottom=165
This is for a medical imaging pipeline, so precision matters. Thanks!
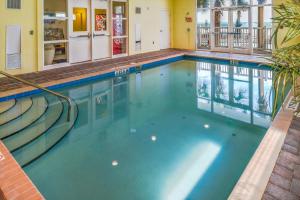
left=112, top=1, right=128, bottom=57
left=91, top=0, right=111, bottom=60
left=69, top=0, right=92, bottom=63
left=232, top=8, right=252, bottom=53
left=211, top=7, right=252, bottom=54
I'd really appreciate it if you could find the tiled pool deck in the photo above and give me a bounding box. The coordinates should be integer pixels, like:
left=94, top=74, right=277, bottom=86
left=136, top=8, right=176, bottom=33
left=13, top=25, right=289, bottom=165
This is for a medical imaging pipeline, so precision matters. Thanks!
left=0, top=49, right=298, bottom=200
left=0, top=142, right=44, bottom=200
left=263, top=117, right=300, bottom=200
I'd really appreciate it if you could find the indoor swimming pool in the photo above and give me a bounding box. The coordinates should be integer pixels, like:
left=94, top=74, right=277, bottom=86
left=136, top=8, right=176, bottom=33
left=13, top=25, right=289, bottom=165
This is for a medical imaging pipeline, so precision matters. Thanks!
left=0, top=58, right=275, bottom=200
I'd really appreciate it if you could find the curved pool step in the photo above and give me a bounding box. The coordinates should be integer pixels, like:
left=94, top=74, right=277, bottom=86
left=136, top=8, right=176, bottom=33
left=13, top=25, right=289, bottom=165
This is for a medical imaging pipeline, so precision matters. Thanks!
left=3, top=97, right=64, bottom=152
left=0, top=97, right=48, bottom=139
left=0, top=99, right=16, bottom=114
left=0, top=98, right=33, bottom=126
left=13, top=101, right=78, bottom=167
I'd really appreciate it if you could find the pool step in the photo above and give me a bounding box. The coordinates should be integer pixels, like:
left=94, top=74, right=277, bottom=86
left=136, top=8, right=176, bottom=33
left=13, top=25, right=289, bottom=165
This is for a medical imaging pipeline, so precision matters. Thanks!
left=0, top=99, right=16, bottom=114
left=0, top=98, right=33, bottom=126
left=3, top=97, right=64, bottom=152
left=12, top=100, right=78, bottom=167
left=0, top=97, right=48, bottom=139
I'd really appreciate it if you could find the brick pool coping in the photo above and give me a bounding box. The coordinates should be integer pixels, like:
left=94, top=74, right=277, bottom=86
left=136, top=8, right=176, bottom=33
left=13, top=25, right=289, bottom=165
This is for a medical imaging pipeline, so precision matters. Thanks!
left=0, top=49, right=293, bottom=200
left=262, top=117, right=300, bottom=200
left=229, top=92, right=295, bottom=200
left=0, top=141, right=44, bottom=200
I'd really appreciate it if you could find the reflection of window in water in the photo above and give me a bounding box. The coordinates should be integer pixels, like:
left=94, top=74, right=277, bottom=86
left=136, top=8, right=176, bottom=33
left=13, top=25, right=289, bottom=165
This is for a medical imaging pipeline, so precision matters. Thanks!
left=75, top=101, right=89, bottom=129
left=215, top=73, right=228, bottom=100
left=196, top=62, right=274, bottom=127
left=95, top=94, right=109, bottom=120
left=253, top=69, right=273, bottom=114
left=233, top=67, right=249, bottom=105
left=113, top=76, right=129, bottom=120
left=197, top=64, right=211, bottom=99
left=198, top=80, right=210, bottom=98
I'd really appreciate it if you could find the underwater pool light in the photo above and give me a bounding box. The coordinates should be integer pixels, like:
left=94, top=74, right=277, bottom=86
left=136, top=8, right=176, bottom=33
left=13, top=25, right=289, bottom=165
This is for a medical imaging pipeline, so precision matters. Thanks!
left=151, top=135, right=157, bottom=142
left=112, top=160, right=119, bottom=167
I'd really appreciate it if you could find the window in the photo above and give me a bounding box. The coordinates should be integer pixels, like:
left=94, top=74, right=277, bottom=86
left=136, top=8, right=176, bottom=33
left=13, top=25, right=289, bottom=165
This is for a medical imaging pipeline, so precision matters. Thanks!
left=43, top=0, right=68, bottom=66
left=95, top=9, right=107, bottom=32
left=112, top=1, right=128, bottom=56
left=73, top=8, right=88, bottom=32
left=7, top=0, right=21, bottom=9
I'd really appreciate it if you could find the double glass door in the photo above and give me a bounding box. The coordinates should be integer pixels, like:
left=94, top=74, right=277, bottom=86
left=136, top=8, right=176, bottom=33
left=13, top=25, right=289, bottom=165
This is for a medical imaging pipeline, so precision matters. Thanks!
left=69, top=0, right=110, bottom=63
left=211, top=7, right=252, bottom=54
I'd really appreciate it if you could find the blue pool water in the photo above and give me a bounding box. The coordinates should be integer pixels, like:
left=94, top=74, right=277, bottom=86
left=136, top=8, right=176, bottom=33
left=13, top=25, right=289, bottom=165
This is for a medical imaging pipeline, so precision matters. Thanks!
left=23, top=59, right=273, bottom=200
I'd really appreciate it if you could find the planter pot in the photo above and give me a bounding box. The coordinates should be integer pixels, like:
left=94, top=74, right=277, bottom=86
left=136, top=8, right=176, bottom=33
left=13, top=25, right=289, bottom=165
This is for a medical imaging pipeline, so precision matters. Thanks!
left=44, top=44, right=55, bottom=65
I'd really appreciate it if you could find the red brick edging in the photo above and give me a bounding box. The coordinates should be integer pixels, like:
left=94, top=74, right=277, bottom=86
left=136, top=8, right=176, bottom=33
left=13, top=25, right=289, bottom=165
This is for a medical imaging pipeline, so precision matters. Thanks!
left=0, top=141, right=44, bottom=200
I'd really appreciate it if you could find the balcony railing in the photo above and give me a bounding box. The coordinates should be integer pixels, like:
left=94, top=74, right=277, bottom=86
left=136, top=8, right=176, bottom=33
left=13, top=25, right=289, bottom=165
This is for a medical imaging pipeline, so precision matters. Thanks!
left=197, top=26, right=272, bottom=52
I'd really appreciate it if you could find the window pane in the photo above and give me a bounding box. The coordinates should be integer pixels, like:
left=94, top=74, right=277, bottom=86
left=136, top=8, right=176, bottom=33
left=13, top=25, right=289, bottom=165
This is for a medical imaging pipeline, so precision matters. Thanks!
left=73, top=8, right=87, bottom=32
left=95, top=9, right=107, bottom=31
left=232, top=9, right=249, bottom=28
left=197, top=9, right=210, bottom=27
left=197, top=0, right=210, bottom=8
left=197, top=9, right=210, bottom=49
left=112, top=2, right=127, bottom=18
left=113, top=19, right=127, bottom=36
left=264, top=6, right=272, bottom=28
left=213, top=0, right=234, bottom=7
left=237, top=0, right=250, bottom=6
left=113, top=38, right=127, bottom=55
left=253, top=0, right=272, bottom=5
left=44, top=43, right=67, bottom=65
left=44, top=0, right=67, bottom=17
left=44, top=19, right=67, bottom=41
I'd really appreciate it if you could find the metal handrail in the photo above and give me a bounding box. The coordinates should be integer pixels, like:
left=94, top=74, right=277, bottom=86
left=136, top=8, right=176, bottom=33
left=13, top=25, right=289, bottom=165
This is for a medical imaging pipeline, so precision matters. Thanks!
left=0, top=71, right=72, bottom=121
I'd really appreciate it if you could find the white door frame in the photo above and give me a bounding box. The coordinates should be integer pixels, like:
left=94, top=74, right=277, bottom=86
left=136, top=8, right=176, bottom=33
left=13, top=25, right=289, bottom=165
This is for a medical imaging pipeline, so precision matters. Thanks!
left=211, top=6, right=253, bottom=54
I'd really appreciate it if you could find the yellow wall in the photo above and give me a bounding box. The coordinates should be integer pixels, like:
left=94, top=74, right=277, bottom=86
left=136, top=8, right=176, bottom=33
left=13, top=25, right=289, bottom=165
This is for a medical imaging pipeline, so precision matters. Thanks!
left=128, top=0, right=173, bottom=54
left=172, top=0, right=196, bottom=50
left=0, top=0, right=38, bottom=75
left=273, top=0, right=299, bottom=48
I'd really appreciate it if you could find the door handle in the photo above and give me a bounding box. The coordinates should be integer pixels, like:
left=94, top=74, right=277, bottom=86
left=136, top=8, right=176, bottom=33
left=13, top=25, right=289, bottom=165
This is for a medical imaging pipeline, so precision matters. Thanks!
left=70, top=34, right=90, bottom=38
left=93, top=33, right=105, bottom=37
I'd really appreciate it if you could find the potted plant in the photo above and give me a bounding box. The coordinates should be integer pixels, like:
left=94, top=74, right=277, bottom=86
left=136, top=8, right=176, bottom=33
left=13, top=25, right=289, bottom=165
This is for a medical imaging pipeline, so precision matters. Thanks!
left=271, top=0, right=300, bottom=117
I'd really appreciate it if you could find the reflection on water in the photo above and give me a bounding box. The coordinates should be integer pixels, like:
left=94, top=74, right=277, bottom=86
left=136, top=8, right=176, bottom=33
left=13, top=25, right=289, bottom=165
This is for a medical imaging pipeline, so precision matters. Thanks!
left=196, top=62, right=273, bottom=127
left=66, top=76, right=129, bottom=136
left=26, top=60, right=271, bottom=200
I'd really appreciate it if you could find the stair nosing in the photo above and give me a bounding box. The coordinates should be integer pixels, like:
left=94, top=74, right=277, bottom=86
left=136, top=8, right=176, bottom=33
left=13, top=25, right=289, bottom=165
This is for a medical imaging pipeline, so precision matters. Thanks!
left=10, top=98, right=64, bottom=153
left=21, top=101, right=79, bottom=168
left=0, top=99, right=16, bottom=115
left=1, top=97, right=49, bottom=140
left=0, top=98, right=33, bottom=126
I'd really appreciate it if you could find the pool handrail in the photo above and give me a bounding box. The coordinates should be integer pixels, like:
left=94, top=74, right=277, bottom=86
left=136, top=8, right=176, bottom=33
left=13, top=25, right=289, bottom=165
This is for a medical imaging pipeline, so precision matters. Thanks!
left=0, top=70, right=73, bottom=121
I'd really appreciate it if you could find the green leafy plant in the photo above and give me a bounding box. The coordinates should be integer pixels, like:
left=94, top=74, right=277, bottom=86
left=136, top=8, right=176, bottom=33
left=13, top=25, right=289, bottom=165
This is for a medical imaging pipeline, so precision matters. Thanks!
left=271, top=0, right=300, bottom=118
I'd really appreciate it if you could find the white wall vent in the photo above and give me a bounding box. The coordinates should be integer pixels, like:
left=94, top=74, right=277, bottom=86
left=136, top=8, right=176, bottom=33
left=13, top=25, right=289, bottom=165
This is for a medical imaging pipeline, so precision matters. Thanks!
left=6, top=25, right=21, bottom=69
left=7, top=0, right=21, bottom=9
